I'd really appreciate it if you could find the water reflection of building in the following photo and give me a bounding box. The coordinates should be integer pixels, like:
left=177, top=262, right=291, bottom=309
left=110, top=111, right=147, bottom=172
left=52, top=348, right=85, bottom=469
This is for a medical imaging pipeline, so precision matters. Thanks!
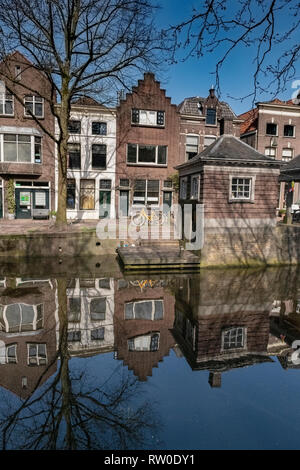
left=65, top=278, right=114, bottom=356
left=173, top=272, right=279, bottom=387
left=114, top=278, right=176, bottom=381
left=0, top=278, right=57, bottom=398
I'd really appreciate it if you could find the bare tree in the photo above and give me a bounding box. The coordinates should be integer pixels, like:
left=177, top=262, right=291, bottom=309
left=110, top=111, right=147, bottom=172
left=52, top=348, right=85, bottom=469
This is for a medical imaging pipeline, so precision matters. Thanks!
left=0, top=0, right=167, bottom=224
left=168, top=0, right=300, bottom=101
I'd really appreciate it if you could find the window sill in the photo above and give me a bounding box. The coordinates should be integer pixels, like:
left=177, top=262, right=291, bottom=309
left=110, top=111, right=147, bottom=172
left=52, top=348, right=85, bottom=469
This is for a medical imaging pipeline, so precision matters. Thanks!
left=228, top=199, right=255, bottom=204
left=24, top=116, right=45, bottom=120
left=283, top=135, right=295, bottom=138
left=131, top=123, right=165, bottom=129
left=126, top=163, right=167, bottom=167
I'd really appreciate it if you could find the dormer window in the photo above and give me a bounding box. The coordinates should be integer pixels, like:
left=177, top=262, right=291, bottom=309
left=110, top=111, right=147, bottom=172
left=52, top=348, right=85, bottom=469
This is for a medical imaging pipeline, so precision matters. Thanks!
left=206, top=108, right=216, bottom=125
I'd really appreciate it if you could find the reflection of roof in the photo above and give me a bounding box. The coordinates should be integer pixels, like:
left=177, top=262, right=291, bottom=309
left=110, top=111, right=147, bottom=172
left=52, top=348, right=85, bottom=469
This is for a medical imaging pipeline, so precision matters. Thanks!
left=176, top=134, right=281, bottom=169
left=178, top=96, right=237, bottom=120
left=191, top=354, right=274, bottom=372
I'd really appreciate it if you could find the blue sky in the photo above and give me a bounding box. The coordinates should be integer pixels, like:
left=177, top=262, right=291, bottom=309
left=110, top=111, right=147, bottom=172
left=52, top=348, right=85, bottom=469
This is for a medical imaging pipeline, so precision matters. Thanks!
left=153, top=0, right=300, bottom=115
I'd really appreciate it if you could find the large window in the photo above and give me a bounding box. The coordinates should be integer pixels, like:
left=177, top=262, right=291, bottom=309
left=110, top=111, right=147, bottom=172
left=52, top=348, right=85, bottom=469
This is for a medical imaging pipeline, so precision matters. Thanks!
left=6, top=344, right=17, bottom=364
left=68, top=143, right=81, bottom=169
left=133, top=179, right=159, bottom=205
left=282, top=148, right=293, bottom=162
left=27, top=343, right=47, bottom=365
left=90, top=297, right=106, bottom=321
left=222, top=327, right=246, bottom=350
left=131, top=109, right=165, bottom=127
left=266, top=123, right=277, bottom=135
left=230, top=177, right=253, bottom=201
left=92, top=144, right=106, bottom=169
left=67, top=297, right=81, bottom=322
left=0, top=303, right=43, bottom=333
left=3, top=134, right=31, bottom=162
left=92, top=122, right=107, bottom=135
left=186, top=135, right=199, bottom=160
left=206, top=108, right=216, bottom=125
left=125, top=300, right=164, bottom=320
left=284, top=125, right=295, bottom=137
left=127, top=144, right=167, bottom=165
left=0, top=81, right=13, bottom=115
left=128, top=333, right=160, bottom=352
left=24, top=96, right=44, bottom=118
left=80, top=179, right=95, bottom=210
left=67, top=179, right=76, bottom=209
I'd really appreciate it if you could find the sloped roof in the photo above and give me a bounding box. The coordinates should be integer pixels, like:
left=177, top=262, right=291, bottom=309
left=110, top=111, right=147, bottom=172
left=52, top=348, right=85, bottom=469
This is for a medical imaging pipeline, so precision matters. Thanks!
left=178, top=96, right=238, bottom=120
left=281, top=154, right=300, bottom=173
left=176, top=134, right=281, bottom=169
left=71, top=95, right=103, bottom=107
left=238, top=108, right=258, bottom=134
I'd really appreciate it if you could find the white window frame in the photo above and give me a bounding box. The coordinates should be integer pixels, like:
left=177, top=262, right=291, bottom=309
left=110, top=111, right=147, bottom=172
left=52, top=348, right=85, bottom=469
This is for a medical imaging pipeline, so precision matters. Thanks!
left=282, top=148, right=294, bottom=162
left=132, top=179, right=160, bottom=206
left=229, top=175, right=255, bottom=202
left=0, top=91, right=14, bottom=116
left=204, top=135, right=217, bottom=148
left=5, top=344, right=17, bottom=364
left=24, top=96, right=44, bottom=118
left=180, top=176, right=188, bottom=200
left=283, top=124, right=295, bottom=138
left=127, top=143, right=167, bottom=166
left=266, top=122, right=278, bottom=136
left=191, top=174, right=200, bottom=200
left=131, top=109, right=165, bottom=127
left=186, top=134, right=199, bottom=159
left=265, top=147, right=276, bottom=159
left=124, top=299, right=164, bottom=320
left=221, top=327, right=247, bottom=352
left=0, top=134, right=42, bottom=164
left=128, top=332, right=160, bottom=351
left=27, top=343, right=47, bottom=366
left=0, top=303, right=44, bottom=333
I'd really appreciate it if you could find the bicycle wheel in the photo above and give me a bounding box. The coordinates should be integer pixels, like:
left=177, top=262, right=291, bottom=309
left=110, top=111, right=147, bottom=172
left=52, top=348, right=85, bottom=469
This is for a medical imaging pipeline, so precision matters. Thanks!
left=132, top=213, right=146, bottom=226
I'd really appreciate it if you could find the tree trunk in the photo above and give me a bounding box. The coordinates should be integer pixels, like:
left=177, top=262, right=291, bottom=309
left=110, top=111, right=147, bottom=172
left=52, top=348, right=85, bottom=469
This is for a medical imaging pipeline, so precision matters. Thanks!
left=56, top=83, right=70, bottom=227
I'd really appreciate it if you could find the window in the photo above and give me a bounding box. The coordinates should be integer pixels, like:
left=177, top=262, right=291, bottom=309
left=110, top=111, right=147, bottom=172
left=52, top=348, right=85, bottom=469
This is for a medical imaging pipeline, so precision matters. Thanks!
left=222, top=327, right=245, bottom=350
left=180, top=177, right=187, bottom=200
left=90, top=297, right=106, bottom=321
left=266, top=123, right=277, bottom=135
left=0, top=81, right=13, bottom=115
left=6, top=344, right=17, bottom=364
left=191, top=175, right=200, bottom=200
left=133, top=179, right=159, bottom=205
left=67, top=179, right=76, bottom=209
left=284, top=125, right=295, bottom=137
left=98, top=278, right=111, bottom=289
left=128, top=333, right=160, bottom=351
left=28, top=343, right=47, bottom=365
left=206, top=108, right=216, bottom=125
left=282, top=148, right=293, bottom=162
left=68, top=120, right=81, bottom=134
left=92, top=122, right=107, bottom=135
left=68, top=297, right=81, bottom=322
left=3, top=134, right=31, bottom=162
left=1, top=303, right=43, bottom=333
left=68, top=143, right=81, bottom=169
left=80, top=279, right=95, bottom=288
left=24, top=96, right=44, bottom=118
left=204, top=135, right=217, bottom=148
left=100, top=179, right=111, bottom=190
left=131, top=109, right=165, bottom=126
left=67, top=330, right=81, bottom=342
left=163, top=180, right=173, bottom=189
left=91, top=327, right=105, bottom=341
left=125, top=300, right=164, bottom=320
left=230, top=177, right=253, bottom=201
left=120, top=178, right=129, bottom=187
left=186, top=135, right=199, bottom=160
left=127, top=144, right=167, bottom=165
left=15, top=66, right=21, bottom=81
left=265, top=147, right=276, bottom=159
left=92, top=144, right=106, bottom=169
left=80, top=179, right=95, bottom=210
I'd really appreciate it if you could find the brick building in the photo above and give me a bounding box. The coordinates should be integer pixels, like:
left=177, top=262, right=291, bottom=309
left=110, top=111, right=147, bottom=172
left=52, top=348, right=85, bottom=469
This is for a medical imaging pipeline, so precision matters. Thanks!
left=116, top=73, right=180, bottom=218
left=0, top=52, right=56, bottom=219
left=239, top=99, right=300, bottom=210
left=178, top=88, right=242, bottom=162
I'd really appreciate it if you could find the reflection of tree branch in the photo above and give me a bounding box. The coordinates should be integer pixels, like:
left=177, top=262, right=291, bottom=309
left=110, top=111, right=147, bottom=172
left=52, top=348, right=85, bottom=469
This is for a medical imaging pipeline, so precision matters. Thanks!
left=0, top=278, right=160, bottom=450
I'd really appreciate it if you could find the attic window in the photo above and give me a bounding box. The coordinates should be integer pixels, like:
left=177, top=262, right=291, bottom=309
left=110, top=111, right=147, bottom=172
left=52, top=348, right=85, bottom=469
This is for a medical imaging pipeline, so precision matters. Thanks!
left=206, top=108, right=216, bottom=125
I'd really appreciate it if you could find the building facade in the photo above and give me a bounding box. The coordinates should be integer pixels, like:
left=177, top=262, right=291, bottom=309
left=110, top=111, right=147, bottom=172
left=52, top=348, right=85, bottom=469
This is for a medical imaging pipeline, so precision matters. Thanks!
left=0, top=52, right=56, bottom=219
left=239, top=99, right=300, bottom=210
left=116, top=73, right=180, bottom=218
left=178, top=88, right=242, bottom=163
left=55, top=97, right=116, bottom=220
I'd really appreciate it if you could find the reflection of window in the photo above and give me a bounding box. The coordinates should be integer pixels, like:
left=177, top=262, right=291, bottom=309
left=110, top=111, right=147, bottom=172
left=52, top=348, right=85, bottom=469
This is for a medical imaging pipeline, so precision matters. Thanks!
left=125, top=300, right=163, bottom=320
left=128, top=333, right=160, bottom=351
left=91, top=327, right=105, bottom=341
left=6, top=344, right=17, bottom=363
left=127, top=144, right=167, bottom=165
left=68, top=297, right=81, bottom=322
left=222, top=327, right=245, bottom=350
left=186, top=135, right=198, bottom=160
left=24, top=96, right=44, bottom=118
left=67, top=331, right=81, bottom=342
left=92, top=144, right=106, bottom=169
left=90, top=297, right=106, bottom=321
left=28, top=343, right=47, bottom=365
left=92, top=122, right=107, bottom=135
left=80, top=179, right=95, bottom=210
left=98, top=278, right=111, bottom=290
left=206, top=108, right=216, bottom=125
left=0, top=303, right=43, bottom=333
left=79, top=279, right=95, bottom=288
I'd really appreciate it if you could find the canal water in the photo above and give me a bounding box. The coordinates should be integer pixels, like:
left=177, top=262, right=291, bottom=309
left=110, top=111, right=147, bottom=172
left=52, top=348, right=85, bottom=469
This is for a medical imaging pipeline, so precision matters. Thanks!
left=0, top=261, right=300, bottom=450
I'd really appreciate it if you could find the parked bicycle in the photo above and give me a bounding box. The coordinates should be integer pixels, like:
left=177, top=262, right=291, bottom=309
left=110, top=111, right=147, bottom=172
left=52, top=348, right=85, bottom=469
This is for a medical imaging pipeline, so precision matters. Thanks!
left=131, top=207, right=168, bottom=226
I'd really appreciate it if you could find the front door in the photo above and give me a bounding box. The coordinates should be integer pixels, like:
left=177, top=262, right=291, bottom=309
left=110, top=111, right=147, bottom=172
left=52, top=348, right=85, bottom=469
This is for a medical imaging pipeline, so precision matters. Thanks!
left=119, top=190, right=129, bottom=217
left=15, top=189, right=32, bottom=219
left=99, top=191, right=111, bottom=218
left=163, top=191, right=172, bottom=214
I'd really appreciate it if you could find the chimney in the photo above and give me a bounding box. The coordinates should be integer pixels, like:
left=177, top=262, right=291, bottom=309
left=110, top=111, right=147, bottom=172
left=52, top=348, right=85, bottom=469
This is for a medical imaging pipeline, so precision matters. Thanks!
left=208, top=372, right=222, bottom=388
left=209, top=86, right=215, bottom=99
